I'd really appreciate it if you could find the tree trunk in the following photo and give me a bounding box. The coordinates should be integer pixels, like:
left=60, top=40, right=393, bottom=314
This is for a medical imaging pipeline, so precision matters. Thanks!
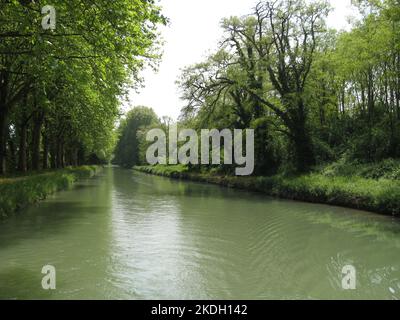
left=0, top=71, right=9, bottom=175
left=0, top=71, right=29, bottom=174
left=56, top=143, right=61, bottom=168
left=31, top=111, right=44, bottom=171
left=61, top=144, right=65, bottom=168
left=397, top=52, right=400, bottom=120
left=291, top=125, right=315, bottom=173
left=288, top=102, right=315, bottom=173
left=77, top=146, right=85, bottom=166
left=18, top=121, right=28, bottom=172
left=50, top=144, right=57, bottom=169
left=8, top=137, right=16, bottom=171
left=0, top=111, right=7, bottom=174
left=56, top=140, right=64, bottom=168
left=72, top=147, right=78, bottom=167
left=42, top=134, right=49, bottom=170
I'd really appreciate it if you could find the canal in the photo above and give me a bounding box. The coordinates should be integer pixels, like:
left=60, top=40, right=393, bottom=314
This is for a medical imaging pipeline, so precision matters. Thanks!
left=1, top=167, right=400, bottom=299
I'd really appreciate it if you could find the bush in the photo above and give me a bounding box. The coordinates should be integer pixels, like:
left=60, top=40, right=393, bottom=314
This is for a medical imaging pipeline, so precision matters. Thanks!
left=0, top=166, right=100, bottom=218
left=320, top=158, right=400, bottom=180
left=136, top=165, right=400, bottom=216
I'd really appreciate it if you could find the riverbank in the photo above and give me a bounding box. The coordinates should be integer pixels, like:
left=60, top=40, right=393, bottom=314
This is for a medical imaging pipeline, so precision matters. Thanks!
left=135, top=164, right=400, bottom=216
left=0, top=166, right=101, bottom=218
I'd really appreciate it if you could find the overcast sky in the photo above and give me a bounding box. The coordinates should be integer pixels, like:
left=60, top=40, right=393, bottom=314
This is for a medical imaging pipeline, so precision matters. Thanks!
left=125, top=0, right=358, bottom=120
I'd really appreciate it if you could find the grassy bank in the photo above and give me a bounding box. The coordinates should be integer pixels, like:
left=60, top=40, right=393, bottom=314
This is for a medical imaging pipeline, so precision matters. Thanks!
left=0, top=166, right=101, bottom=218
left=135, top=164, right=400, bottom=216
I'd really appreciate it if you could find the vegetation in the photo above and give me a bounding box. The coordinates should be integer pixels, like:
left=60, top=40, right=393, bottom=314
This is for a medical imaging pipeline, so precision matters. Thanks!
left=0, top=0, right=166, bottom=175
left=136, top=163, right=400, bottom=216
left=119, top=0, right=400, bottom=176
left=113, top=107, right=161, bottom=168
left=4, top=0, right=396, bottom=215
left=174, top=0, right=400, bottom=176
left=0, top=165, right=100, bottom=218
left=114, top=0, right=400, bottom=216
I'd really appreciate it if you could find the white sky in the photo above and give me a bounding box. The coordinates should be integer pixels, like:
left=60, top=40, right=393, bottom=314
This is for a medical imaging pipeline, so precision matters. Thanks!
left=125, top=0, right=358, bottom=120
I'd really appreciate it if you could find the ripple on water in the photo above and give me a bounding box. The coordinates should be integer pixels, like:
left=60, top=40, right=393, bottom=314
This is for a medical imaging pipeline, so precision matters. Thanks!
left=1, top=168, right=400, bottom=299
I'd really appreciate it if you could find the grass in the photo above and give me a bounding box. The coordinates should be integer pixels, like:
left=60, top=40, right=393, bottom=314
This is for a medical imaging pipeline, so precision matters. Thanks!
left=0, top=166, right=101, bottom=218
left=318, top=158, right=400, bottom=180
left=135, top=164, right=400, bottom=216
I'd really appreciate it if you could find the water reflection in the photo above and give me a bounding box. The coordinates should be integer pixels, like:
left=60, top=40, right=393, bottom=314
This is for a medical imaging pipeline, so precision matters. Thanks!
left=0, top=167, right=400, bottom=299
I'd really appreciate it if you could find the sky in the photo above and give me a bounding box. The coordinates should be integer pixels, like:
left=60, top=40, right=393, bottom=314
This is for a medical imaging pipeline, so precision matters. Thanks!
left=125, top=0, right=358, bottom=120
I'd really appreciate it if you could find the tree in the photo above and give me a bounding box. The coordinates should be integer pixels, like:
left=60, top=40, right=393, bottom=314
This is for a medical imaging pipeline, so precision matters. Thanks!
left=113, top=107, right=160, bottom=168
left=179, top=0, right=330, bottom=172
left=0, top=0, right=166, bottom=174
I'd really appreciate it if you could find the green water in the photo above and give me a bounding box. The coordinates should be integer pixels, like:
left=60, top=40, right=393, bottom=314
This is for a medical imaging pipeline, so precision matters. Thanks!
left=1, top=167, right=400, bottom=300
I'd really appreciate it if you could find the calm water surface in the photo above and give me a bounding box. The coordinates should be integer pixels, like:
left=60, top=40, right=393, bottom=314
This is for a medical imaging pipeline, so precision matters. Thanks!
left=1, top=167, right=400, bottom=299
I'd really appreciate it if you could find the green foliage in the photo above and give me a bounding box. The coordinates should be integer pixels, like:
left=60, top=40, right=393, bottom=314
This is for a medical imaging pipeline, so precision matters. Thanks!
left=179, top=0, right=330, bottom=172
left=137, top=164, right=189, bottom=177
left=119, top=0, right=400, bottom=216
left=0, top=166, right=99, bottom=218
left=113, top=106, right=160, bottom=168
left=320, top=158, right=400, bottom=180
left=0, top=0, right=166, bottom=174
left=136, top=164, right=400, bottom=216
left=174, top=0, right=400, bottom=174
left=323, top=0, right=400, bottom=162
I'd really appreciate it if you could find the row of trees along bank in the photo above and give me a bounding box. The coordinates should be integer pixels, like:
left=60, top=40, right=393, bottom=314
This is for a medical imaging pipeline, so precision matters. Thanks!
left=114, top=1, right=400, bottom=178
left=0, top=0, right=166, bottom=175
left=174, top=0, right=400, bottom=175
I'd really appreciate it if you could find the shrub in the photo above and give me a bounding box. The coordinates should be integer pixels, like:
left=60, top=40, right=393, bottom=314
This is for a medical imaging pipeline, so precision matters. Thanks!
left=136, top=165, right=400, bottom=216
left=0, top=166, right=100, bottom=218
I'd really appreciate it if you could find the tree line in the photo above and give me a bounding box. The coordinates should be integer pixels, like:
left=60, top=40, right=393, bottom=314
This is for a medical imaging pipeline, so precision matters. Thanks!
left=0, top=0, right=166, bottom=175
left=114, top=0, right=400, bottom=176
left=175, top=0, right=400, bottom=174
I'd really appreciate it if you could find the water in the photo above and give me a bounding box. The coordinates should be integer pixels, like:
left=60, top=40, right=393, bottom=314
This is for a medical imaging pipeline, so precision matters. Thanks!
left=1, top=167, right=400, bottom=300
